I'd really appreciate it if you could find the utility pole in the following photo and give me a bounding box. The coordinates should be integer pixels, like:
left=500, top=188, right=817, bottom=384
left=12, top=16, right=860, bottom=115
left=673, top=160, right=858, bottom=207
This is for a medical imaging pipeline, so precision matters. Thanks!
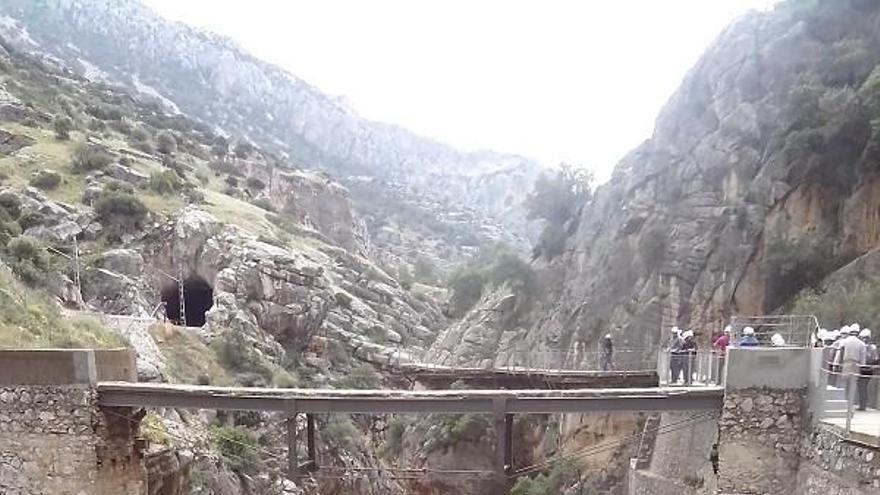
left=72, top=237, right=82, bottom=308
left=178, top=263, right=186, bottom=327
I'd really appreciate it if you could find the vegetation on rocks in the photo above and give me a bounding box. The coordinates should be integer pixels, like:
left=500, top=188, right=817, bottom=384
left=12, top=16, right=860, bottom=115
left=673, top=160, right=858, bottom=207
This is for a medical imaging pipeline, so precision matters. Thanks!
left=447, top=245, right=536, bottom=318
left=526, top=165, right=591, bottom=260
left=211, top=426, right=262, bottom=475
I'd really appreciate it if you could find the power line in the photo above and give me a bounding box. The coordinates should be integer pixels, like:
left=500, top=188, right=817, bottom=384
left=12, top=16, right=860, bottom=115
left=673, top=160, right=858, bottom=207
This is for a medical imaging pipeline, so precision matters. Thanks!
left=509, top=411, right=720, bottom=478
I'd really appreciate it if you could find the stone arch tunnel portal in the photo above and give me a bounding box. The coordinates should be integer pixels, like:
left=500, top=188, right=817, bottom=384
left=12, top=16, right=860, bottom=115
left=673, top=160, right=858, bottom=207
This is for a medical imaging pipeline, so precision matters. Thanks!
left=161, top=275, right=214, bottom=327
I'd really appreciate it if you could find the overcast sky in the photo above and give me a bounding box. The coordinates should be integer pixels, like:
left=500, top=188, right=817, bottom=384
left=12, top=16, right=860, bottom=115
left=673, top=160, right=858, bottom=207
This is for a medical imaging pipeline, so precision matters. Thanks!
left=143, top=0, right=779, bottom=180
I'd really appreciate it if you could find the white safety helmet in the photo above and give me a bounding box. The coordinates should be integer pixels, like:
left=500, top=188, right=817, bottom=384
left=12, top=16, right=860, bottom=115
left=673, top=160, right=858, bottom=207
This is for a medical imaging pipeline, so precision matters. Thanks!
left=860, top=329, right=872, bottom=339
left=852, top=323, right=862, bottom=333
left=829, top=330, right=840, bottom=341
left=816, top=329, right=827, bottom=341
left=723, top=325, right=732, bottom=334
left=771, top=333, right=785, bottom=346
left=604, top=333, right=612, bottom=339
left=682, top=330, right=694, bottom=339
left=743, top=326, right=755, bottom=335
left=671, top=326, right=681, bottom=334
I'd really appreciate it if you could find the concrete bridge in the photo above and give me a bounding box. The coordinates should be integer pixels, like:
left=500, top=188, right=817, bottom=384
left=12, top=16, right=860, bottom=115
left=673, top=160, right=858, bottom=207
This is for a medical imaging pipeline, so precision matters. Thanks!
left=98, top=381, right=721, bottom=479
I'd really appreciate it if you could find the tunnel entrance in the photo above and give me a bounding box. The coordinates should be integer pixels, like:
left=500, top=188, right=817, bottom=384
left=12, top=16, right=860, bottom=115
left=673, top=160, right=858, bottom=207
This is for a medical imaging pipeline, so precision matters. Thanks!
left=161, top=276, right=214, bottom=327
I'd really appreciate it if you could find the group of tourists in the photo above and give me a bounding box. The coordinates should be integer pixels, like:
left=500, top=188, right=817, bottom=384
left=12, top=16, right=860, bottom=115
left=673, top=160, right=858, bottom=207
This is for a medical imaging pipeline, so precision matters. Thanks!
left=818, top=324, right=880, bottom=411
left=667, top=327, right=698, bottom=384
left=666, top=325, right=788, bottom=385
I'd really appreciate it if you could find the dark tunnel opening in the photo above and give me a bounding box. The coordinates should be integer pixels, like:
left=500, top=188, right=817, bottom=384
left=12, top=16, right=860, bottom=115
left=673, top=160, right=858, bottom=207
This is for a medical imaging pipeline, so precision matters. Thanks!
left=161, top=276, right=214, bottom=327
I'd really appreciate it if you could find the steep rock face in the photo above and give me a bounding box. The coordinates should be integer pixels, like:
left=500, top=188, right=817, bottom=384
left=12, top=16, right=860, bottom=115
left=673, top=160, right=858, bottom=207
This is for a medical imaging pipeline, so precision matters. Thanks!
left=433, top=0, right=880, bottom=365
left=0, top=0, right=542, bottom=263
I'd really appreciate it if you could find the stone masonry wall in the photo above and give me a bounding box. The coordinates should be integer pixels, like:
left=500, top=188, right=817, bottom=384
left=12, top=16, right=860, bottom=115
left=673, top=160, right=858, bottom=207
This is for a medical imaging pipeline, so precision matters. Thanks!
left=795, top=425, right=880, bottom=495
left=717, top=387, right=806, bottom=495
left=0, top=385, right=145, bottom=495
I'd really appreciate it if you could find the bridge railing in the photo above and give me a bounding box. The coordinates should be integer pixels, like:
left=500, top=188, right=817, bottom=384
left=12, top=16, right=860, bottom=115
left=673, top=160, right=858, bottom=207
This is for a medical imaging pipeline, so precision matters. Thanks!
left=393, top=348, right=658, bottom=374
left=657, top=350, right=726, bottom=386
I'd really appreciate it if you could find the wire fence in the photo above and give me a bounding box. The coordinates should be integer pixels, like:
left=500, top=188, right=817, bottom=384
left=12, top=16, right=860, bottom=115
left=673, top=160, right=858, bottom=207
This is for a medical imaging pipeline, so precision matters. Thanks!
left=729, top=315, right=819, bottom=348
left=391, top=348, right=659, bottom=375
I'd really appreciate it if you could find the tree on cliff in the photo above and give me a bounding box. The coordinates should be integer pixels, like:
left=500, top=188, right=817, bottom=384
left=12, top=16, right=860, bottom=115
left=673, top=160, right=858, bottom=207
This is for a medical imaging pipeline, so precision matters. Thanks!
left=526, top=164, right=592, bottom=259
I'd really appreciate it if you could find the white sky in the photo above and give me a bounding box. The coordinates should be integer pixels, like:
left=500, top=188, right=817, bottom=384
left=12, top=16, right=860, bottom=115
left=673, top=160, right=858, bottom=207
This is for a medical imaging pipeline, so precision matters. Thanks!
left=143, top=0, right=779, bottom=180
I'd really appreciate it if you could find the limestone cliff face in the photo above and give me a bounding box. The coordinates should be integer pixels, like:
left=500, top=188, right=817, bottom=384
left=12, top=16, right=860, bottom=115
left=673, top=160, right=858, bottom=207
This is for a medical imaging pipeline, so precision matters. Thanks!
left=0, top=0, right=541, bottom=265
left=432, top=0, right=880, bottom=365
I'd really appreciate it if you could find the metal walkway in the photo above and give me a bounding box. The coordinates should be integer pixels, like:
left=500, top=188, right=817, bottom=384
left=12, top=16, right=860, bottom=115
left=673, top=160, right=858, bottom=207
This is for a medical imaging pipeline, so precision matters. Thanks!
left=98, top=382, right=722, bottom=413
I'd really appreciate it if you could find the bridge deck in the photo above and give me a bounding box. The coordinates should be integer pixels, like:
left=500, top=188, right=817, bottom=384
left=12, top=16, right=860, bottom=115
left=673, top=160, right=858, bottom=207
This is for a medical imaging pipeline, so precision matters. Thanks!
left=393, top=366, right=658, bottom=389
left=98, top=382, right=723, bottom=414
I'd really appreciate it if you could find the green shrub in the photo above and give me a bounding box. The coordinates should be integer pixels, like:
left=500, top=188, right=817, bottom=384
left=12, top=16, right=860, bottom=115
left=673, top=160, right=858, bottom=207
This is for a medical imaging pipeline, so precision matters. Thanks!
left=790, top=277, right=880, bottom=328
left=323, top=416, right=359, bottom=452
left=17, top=211, right=45, bottom=231
left=447, top=246, right=535, bottom=318
left=149, top=170, right=183, bottom=195
left=225, top=176, right=239, bottom=188
left=334, top=291, right=352, bottom=309
left=211, top=426, right=262, bottom=474
left=53, top=116, right=72, bottom=140
left=510, top=459, right=580, bottom=495
left=234, top=141, right=254, bottom=158
left=0, top=192, right=21, bottom=219
left=380, top=417, right=407, bottom=458
left=0, top=220, right=21, bottom=247
left=333, top=364, right=380, bottom=390
left=526, top=165, right=591, bottom=260
left=156, top=131, right=177, bottom=155
left=129, top=127, right=154, bottom=154
left=413, top=256, right=437, bottom=285
left=535, top=223, right=567, bottom=259
left=29, top=169, right=62, bottom=191
left=250, top=197, right=275, bottom=212
left=94, top=189, right=148, bottom=235
left=427, top=414, right=492, bottom=453
left=5, top=236, right=52, bottom=286
left=246, top=177, right=266, bottom=191
left=71, top=144, right=113, bottom=173
left=212, top=331, right=274, bottom=384
left=256, top=234, right=285, bottom=248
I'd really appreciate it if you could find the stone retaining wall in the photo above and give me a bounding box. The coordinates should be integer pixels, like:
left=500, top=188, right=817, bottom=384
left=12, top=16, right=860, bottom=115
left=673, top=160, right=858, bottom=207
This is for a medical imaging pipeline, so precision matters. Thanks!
left=795, top=425, right=880, bottom=494
left=717, top=387, right=806, bottom=495
left=0, top=385, right=145, bottom=494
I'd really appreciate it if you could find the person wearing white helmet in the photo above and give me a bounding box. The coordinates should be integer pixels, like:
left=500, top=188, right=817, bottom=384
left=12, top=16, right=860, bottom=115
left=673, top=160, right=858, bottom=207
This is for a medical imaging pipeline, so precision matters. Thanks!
left=835, top=325, right=867, bottom=402
left=681, top=330, right=697, bottom=385
left=667, top=326, right=684, bottom=384
left=770, top=333, right=786, bottom=347
left=738, top=326, right=759, bottom=347
left=858, top=329, right=878, bottom=411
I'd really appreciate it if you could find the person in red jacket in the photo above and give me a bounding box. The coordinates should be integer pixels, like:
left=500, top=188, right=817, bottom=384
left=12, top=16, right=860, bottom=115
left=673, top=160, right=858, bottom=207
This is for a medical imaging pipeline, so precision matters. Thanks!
left=712, top=326, right=732, bottom=384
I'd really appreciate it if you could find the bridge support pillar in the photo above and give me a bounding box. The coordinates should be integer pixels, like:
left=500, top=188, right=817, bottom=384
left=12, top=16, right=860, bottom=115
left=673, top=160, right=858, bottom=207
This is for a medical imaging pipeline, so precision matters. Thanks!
left=493, top=397, right=513, bottom=477
left=286, top=414, right=297, bottom=477
left=306, top=413, right=317, bottom=470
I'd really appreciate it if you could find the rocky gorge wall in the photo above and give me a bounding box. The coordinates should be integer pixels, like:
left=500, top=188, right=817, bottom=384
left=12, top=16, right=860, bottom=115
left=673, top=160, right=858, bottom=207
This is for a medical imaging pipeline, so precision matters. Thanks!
left=432, top=0, right=880, bottom=368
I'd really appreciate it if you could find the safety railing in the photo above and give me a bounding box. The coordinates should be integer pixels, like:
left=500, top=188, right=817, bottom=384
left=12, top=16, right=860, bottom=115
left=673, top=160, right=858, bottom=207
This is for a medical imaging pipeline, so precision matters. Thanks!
left=391, top=348, right=659, bottom=374
left=729, top=315, right=819, bottom=348
left=657, top=350, right=726, bottom=387
left=816, top=361, right=880, bottom=446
